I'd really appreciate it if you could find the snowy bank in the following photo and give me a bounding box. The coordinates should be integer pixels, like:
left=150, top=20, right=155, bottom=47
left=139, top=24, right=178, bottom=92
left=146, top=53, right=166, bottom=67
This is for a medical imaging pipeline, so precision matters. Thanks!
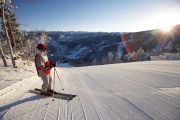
left=0, top=59, right=38, bottom=97
left=151, top=52, right=180, bottom=60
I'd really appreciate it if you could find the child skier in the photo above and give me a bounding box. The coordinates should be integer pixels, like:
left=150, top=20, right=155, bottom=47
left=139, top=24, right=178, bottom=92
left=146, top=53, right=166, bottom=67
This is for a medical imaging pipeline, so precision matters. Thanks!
left=34, top=43, right=56, bottom=96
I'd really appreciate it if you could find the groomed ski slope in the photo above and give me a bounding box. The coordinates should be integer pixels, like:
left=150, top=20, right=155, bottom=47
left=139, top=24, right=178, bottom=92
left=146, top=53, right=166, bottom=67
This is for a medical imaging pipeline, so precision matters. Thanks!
left=0, top=61, right=180, bottom=120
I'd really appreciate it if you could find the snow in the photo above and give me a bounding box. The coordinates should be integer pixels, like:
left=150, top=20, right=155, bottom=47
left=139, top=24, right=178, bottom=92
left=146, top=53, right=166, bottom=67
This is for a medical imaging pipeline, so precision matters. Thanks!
left=66, top=46, right=89, bottom=59
left=57, top=63, right=74, bottom=68
left=160, top=87, right=180, bottom=97
left=0, top=60, right=180, bottom=120
left=151, top=52, right=180, bottom=60
left=0, top=59, right=37, bottom=90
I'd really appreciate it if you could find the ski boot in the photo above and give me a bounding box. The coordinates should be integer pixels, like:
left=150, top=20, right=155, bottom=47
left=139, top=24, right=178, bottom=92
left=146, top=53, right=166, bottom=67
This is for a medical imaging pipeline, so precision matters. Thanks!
left=41, top=90, right=52, bottom=96
left=47, top=89, right=57, bottom=94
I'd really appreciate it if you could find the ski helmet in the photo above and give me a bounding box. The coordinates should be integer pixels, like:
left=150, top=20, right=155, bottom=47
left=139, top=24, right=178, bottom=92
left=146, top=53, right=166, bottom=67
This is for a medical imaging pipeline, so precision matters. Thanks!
left=36, top=43, right=47, bottom=51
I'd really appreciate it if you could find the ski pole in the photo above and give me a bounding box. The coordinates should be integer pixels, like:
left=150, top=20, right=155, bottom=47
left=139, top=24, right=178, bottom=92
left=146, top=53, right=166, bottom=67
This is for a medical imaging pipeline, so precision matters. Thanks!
left=52, top=67, right=56, bottom=99
left=55, top=67, right=64, bottom=90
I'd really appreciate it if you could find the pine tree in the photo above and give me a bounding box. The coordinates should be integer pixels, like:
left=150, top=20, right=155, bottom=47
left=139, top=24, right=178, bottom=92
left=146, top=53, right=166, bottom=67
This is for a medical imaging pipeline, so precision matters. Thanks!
left=0, top=1, right=17, bottom=67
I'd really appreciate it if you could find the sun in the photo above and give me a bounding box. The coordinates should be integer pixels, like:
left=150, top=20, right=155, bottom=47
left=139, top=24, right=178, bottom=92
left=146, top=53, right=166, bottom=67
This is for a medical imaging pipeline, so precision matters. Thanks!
left=148, top=10, right=180, bottom=32
left=160, top=24, right=174, bottom=32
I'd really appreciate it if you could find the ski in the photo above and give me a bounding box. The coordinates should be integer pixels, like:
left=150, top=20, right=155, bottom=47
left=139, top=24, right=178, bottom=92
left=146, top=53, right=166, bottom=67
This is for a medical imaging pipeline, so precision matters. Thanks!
left=34, top=88, right=76, bottom=98
left=28, top=88, right=76, bottom=100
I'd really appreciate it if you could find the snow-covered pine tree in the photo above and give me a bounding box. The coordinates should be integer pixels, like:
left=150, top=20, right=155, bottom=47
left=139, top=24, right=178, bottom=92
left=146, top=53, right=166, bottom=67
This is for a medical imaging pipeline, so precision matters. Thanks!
left=1, top=1, right=17, bottom=68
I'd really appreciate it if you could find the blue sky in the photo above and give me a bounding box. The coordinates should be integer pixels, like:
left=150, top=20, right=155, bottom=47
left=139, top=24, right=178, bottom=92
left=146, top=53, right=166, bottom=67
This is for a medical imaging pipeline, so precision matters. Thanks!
left=13, top=0, right=180, bottom=32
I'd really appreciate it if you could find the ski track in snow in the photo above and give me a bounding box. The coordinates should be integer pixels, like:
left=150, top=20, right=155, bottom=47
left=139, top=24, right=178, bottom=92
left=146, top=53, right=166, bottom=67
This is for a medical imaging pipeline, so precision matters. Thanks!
left=0, top=61, right=180, bottom=120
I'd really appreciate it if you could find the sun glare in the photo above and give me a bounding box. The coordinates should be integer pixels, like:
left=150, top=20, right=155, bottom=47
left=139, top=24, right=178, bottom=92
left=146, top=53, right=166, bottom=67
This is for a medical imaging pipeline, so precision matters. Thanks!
left=158, top=13, right=179, bottom=32
left=147, top=10, right=180, bottom=32
left=160, top=25, right=174, bottom=32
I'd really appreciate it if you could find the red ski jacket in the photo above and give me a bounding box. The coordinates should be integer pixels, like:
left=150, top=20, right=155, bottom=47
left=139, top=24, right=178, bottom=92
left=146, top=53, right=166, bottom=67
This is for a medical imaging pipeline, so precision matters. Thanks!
left=35, top=54, right=51, bottom=76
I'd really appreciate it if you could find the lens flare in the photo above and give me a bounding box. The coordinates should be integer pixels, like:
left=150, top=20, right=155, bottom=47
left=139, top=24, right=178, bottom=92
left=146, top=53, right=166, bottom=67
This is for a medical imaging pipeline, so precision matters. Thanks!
left=160, top=25, right=174, bottom=32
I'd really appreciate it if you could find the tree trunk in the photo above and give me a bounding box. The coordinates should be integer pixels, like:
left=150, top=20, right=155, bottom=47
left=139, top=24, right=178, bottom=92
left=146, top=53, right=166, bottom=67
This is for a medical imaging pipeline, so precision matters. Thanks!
left=1, top=3, right=17, bottom=68
left=8, top=18, right=16, bottom=54
left=0, top=45, right=8, bottom=67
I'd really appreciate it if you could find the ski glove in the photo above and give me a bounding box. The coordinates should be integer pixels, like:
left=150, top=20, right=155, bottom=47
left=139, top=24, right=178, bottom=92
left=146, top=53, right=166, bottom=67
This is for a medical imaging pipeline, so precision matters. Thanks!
left=51, top=62, right=56, bottom=67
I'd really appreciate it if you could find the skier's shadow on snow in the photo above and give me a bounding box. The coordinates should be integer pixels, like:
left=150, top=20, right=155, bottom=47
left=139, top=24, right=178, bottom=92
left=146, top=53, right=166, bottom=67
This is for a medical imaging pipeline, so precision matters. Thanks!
left=0, top=95, right=43, bottom=112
